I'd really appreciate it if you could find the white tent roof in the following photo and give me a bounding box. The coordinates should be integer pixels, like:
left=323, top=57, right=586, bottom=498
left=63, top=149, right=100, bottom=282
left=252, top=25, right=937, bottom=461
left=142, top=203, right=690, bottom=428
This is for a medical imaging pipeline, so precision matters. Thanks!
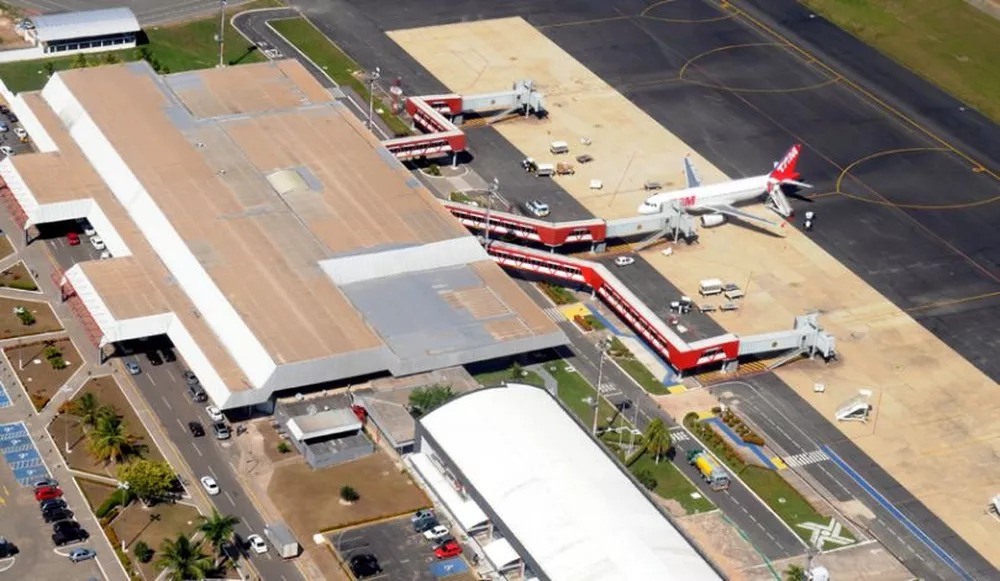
left=30, top=8, right=139, bottom=43
left=420, top=384, right=720, bottom=581
left=483, top=538, right=521, bottom=569
left=410, top=452, right=489, bottom=531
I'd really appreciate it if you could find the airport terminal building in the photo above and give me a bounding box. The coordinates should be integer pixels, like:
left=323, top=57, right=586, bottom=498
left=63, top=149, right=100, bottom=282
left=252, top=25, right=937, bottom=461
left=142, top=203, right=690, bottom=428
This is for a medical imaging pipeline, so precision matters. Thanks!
left=0, top=60, right=566, bottom=409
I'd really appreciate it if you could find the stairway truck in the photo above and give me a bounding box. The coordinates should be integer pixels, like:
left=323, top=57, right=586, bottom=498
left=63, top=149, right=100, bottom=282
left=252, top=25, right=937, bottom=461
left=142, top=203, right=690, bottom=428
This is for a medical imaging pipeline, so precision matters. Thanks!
left=687, top=449, right=731, bottom=491
left=264, top=522, right=300, bottom=559
left=556, top=162, right=575, bottom=175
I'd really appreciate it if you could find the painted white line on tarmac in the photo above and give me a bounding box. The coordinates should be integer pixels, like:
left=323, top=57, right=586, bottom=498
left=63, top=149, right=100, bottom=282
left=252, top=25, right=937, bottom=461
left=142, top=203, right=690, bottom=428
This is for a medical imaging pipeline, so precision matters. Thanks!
left=192, top=444, right=203, bottom=457
left=224, top=490, right=236, bottom=506
left=160, top=395, right=172, bottom=410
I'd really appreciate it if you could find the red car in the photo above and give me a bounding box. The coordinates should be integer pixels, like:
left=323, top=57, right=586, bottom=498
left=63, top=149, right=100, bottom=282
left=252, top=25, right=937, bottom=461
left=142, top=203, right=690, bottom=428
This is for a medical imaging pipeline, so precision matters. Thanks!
left=433, top=540, right=462, bottom=559
left=67, top=232, right=80, bottom=246
left=35, top=486, right=63, bottom=501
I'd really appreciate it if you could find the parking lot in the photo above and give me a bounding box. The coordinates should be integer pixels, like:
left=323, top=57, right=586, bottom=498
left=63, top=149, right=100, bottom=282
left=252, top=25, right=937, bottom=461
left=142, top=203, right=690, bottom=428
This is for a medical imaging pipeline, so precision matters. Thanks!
left=0, top=104, right=34, bottom=159
left=329, top=514, right=473, bottom=581
left=37, top=222, right=108, bottom=269
left=0, top=424, right=102, bottom=579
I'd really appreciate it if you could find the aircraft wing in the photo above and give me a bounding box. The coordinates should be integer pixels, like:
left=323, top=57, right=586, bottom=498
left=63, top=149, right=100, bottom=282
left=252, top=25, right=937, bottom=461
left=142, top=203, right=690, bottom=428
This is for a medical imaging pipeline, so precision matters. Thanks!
left=683, top=156, right=702, bottom=189
left=703, top=204, right=786, bottom=230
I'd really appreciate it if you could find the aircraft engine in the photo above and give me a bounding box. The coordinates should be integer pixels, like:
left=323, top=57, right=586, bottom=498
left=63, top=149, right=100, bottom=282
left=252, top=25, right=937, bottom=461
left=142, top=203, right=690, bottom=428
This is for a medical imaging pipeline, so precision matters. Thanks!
left=701, top=214, right=726, bottom=228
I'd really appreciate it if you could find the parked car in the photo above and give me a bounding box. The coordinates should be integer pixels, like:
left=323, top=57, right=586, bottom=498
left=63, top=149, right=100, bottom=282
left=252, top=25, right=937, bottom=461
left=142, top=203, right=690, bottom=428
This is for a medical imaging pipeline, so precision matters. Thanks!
left=35, top=486, right=63, bottom=501
left=66, top=232, right=80, bottom=246
left=52, top=522, right=88, bottom=546
left=433, top=540, right=462, bottom=559
left=161, top=348, right=177, bottom=362
left=39, top=498, right=67, bottom=512
left=188, top=421, right=205, bottom=437
left=423, top=525, right=451, bottom=541
left=200, top=476, right=220, bottom=496
left=413, top=516, right=438, bottom=533
left=67, top=547, right=97, bottom=563
left=13, top=127, right=26, bottom=140
left=187, top=382, right=208, bottom=403
left=247, top=534, right=268, bottom=554
left=89, top=235, right=105, bottom=250
left=42, top=507, right=73, bottom=523
left=146, top=350, right=163, bottom=366
left=349, top=554, right=382, bottom=579
left=124, top=360, right=141, bottom=375
left=0, top=145, right=13, bottom=156
left=205, top=406, right=224, bottom=422
left=524, top=199, right=551, bottom=217
left=183, top=370, right=200, bottom=385
left=7, top=113, right=18, bottom=123
left=212, top=422, right=230, bottom=440
left=411, top=509, right=434, bottom=523
left=614, top=256, right=635, bottom=267
left=82, top=223, right=96, bottom=237
left=99, top=250, right=112, bottom=260
left=33, top=478, right=59, bottom=489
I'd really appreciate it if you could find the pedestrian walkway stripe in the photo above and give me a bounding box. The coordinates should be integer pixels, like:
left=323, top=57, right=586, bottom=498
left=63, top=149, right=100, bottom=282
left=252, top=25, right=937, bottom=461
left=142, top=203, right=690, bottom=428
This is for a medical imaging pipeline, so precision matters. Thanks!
left=0, top=379, right=10, bottom=408
left=783, top=450, right=831, bottom=468
left=668, top=430, right=690, bottom=443
left=821, top=445, right=972, bottom=580
left=0, top=422, right=51, bottom=486
left=543, top=307, right=566, bottom=323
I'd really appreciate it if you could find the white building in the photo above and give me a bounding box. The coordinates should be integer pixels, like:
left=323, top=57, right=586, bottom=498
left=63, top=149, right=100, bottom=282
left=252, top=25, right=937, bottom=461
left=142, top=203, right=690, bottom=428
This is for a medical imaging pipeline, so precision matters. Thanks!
left=0, top=60, right=565, bottom=409
left=21, top=8, right=139, bottom=56
left=412, top=383, right=722, bottom=580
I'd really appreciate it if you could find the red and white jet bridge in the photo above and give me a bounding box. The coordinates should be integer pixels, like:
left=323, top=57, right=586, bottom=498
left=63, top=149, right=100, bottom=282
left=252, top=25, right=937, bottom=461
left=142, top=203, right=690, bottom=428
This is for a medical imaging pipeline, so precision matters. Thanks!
left=381, top=80, right=545, bottom=160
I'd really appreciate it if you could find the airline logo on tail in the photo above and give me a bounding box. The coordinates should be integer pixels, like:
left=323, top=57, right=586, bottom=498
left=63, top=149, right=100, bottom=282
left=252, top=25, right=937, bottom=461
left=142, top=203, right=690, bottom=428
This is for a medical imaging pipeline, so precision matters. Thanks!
left=770, top=144, right=802, bottom=182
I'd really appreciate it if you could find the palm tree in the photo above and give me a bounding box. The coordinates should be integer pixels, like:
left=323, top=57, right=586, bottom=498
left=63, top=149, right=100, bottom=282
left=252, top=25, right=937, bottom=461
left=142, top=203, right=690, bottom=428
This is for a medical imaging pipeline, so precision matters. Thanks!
left=88, top=413, right=141, bottom=464
left=155, top=533, right=213, bottom=581
left=643, top=419, right=673, bottom=464
left=197, top=510, right=240, bottom=561
left=72, top=393, right=102, bottom=428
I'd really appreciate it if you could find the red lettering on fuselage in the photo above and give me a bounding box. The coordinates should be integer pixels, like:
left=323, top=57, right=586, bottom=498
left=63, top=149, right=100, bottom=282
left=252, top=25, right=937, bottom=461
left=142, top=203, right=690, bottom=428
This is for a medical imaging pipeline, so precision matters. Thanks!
left=681, top=195, right=696, bottom=207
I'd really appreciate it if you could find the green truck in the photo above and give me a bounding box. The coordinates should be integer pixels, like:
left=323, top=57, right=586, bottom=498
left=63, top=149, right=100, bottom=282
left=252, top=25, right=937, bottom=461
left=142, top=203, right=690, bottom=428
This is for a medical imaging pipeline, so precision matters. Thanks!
left=687, top=448, right=731, bottom=491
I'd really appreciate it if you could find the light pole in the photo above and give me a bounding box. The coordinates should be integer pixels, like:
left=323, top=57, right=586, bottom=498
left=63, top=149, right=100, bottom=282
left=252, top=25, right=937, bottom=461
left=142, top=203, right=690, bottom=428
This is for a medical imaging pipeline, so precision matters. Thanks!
left=215, top=0, right=227, bottom=68
left=367, top=66, right=381, bottom=130
left=484, top=178, right=499, bottom=244
left=592, top=352, right=605, bottom=437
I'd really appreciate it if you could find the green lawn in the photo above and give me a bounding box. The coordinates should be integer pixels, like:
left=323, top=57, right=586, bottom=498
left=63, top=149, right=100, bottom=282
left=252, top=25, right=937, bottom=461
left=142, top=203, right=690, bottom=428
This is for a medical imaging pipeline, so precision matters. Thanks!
left=0, top=0, right=278, bottom=93
left=801, top=0, right=1000, bottom=123
left=546, top=361, right=629, bottom=432
left=630, top=452, right=715, bottom=515
left=613, top=356, right=669, bottom=395
left=538, top=282, right=577, bottom=306
left=472, top=367, right=544, bottom=388
left=740, top=465, right=854, bottom=544
left=269, top=17, right=411, bottom=136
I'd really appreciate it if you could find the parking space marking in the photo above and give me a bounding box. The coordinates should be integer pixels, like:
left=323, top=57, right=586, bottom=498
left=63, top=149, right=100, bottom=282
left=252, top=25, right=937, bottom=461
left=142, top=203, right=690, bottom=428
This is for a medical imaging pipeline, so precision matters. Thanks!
left=0, top=422, right=52, bottom=486
left=0, top=379, right=11, bottom=408
left=224, top=491, right=236, bottom=506
left=192, top=444, right=203, bottom=457
left=160, top=395, right=171, bottom=410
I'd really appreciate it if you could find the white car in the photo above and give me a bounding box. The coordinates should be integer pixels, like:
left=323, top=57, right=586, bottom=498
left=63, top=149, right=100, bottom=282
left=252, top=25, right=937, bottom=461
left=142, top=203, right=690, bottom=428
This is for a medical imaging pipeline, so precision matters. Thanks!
left=13, top=127, right=26, bottom=140
left=89, top=235, right=106, bottom=250
left=614, top=256, right=635, bottom=267
left=99, top=250, right=112, bottom=260
left=205, top=406, right=224, bottom=422
left=0, top=145, right=12, bottom=156
left=247, top=534, right=268, bottom=554
left=200, top=475, right=220, bottom=496
left=423, top=525, right=451, bottom=541
left=83, top=224, right=96, bottom=237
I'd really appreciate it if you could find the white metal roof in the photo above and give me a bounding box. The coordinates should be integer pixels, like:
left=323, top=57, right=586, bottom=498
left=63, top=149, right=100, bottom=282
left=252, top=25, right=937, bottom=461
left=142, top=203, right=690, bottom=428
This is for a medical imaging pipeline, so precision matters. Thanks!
left=420, top=384, right=720, bottom=581
left=409, top=452, right=489, bottom=531
left=30, top=8, right=139, bottom=43
left=483, top=538, right=520, bottom=569
left=286, top=409, right=362, bottom=441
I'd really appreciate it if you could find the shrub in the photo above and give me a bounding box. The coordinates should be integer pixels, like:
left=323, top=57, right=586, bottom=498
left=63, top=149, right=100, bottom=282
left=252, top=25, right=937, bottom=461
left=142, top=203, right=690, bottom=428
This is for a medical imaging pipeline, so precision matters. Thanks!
left=16, top=308, right=34, bottom=326
left=277, top=441, right=291, bottom=454
left=50, top=357, right=67, bottom=370
left=96, top=487, right=134, bottom=518
left=425, top=163, right=441, bottom=176
left=633, top=468, right=657, bottom=491
left=30, top=393, right=49, bottom=411
left=742, top=434, right=765, bottom=446
left=711, top=406, right=723, bottom=414
left=340, top=485, right=360, bottom=503
left=44, top=345, right=61, bottom=360
left=683, top=412, right=700, bottom=425
left=133, top=540, right=153, bottom=563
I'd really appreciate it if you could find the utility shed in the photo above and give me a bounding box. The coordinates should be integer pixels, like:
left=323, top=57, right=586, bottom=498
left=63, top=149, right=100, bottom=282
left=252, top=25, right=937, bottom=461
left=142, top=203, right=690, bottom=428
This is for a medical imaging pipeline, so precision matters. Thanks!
left=415, top=384, right=723, bottom=581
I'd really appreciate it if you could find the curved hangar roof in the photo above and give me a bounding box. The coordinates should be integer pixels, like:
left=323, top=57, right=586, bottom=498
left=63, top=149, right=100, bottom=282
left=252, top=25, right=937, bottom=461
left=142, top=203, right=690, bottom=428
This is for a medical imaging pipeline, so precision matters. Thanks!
left=420, top=384, right=721, bottom=581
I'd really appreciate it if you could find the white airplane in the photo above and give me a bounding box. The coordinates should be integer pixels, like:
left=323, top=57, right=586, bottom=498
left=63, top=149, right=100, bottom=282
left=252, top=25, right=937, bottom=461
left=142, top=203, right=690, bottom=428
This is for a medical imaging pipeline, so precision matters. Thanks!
left=637, top=144, right=812, bottom=229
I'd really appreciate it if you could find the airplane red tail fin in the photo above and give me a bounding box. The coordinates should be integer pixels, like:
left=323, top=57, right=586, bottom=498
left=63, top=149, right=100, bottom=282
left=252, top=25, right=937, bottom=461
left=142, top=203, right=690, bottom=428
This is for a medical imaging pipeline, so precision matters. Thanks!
left=769, top=144, right=802, bottom=182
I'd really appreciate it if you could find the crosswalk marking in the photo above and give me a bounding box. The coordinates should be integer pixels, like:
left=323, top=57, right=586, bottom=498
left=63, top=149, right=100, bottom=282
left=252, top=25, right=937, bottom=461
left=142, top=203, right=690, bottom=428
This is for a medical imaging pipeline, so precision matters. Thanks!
left=669, top=430, right=690, bottom=443
left=783, top=450, right=830, bottom=467
left=543, top=307, right=565, bottom=322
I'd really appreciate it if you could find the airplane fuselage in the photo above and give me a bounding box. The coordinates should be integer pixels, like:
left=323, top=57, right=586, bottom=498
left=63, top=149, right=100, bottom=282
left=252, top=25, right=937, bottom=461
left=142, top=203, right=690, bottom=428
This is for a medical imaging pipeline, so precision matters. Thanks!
left=639, top=174, right=770, bottom=214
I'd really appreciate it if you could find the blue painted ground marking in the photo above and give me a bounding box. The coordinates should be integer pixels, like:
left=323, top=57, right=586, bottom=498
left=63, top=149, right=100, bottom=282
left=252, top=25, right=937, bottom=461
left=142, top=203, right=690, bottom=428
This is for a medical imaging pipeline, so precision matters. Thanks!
left=0, top=380, right=10, bottom=408
left=584, top=304, right=682, bottom=385
left=429, top=558, right=469, bottom=577
left=0, top=422, right=51, bottom=486
left=584, top=304, right=627, bottom=336
left=704, top=417, right=777, bottom=469
left=821, top=445, right=971, bottom=580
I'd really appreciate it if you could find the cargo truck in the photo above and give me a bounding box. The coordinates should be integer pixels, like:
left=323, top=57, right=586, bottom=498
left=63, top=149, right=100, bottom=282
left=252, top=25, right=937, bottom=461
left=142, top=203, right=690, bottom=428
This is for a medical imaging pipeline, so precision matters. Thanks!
left=264, top=522, right=300, bottom=559
left=687, top=448, right=731, bottom=491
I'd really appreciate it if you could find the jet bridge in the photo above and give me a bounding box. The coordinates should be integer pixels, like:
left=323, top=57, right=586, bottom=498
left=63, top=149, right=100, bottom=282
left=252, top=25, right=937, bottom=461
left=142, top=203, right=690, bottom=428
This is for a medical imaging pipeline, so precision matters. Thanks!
left=441, top=200, right=696, bottom=250
left=738, top=313, right=837, bottom=367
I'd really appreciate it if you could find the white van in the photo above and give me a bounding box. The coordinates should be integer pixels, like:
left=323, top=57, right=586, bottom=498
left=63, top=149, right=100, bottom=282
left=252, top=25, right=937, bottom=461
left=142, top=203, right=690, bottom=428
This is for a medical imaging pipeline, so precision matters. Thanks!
left=549, top=141, right=570, bottom=154
left=699, top=278, right=724, bottom=296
